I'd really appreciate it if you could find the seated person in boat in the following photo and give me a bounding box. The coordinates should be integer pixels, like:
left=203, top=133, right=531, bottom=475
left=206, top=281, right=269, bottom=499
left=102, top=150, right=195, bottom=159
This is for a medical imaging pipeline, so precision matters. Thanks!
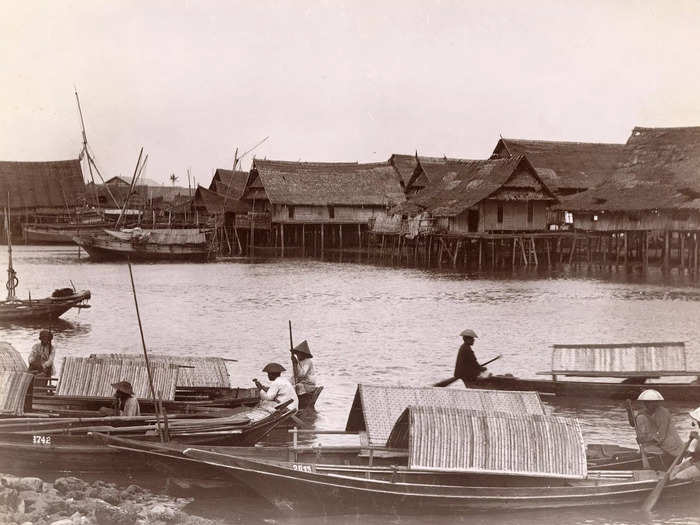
left=291, top=340, right=316, bottom=395
left=28, top=330, right=56, bottom=386
left=635, top=389, right=684, bottom=463
left=671, top=407, right=700, bottom=480
left=253, top=362, right=298, bottom=411
left=111, top=381, right=141, bottom=416
left=454, top=329, right=486, bottom=386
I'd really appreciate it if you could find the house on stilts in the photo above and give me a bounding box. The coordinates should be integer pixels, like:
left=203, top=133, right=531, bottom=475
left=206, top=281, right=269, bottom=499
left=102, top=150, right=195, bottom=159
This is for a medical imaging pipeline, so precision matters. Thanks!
left=237, top=159, right=405, bottom=256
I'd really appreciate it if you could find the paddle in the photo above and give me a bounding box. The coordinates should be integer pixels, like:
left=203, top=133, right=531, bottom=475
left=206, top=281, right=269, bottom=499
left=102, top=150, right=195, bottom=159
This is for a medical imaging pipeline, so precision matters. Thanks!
left=641, top=436, right=695, bottom=512
left=625, top=399, right=650, bottom=468
left=433, top=355, right=502, bottom=388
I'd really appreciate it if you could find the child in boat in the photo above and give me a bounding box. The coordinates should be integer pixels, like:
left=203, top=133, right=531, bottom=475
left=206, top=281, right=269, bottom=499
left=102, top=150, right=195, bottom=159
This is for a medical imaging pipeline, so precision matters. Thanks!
left=671, top=408, right=700, bottom=480
left=291, top=340, right=316, bottom=395
left=253, top=362, right=299, bottom=411
left=111, top=381, right=141, bottom=416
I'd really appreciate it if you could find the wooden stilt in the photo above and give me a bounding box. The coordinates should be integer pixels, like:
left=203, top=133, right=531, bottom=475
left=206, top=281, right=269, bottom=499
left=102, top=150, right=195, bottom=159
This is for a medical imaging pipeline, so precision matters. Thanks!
left=568, top=236, right=576, bottom=265
left=663, top=231, right=670, bottom=273
left=321, top=224, right=325, bottom=258
left=643, top=231, right=649, bottom=273
left=339, top=224, right=343, bottom=254
left=358, top=224, right=362, bottom=251
left=491, top=240, right=496, bottom=270
left=452, top=240, right=461, bottom=268
left=478, top=239, right=483, bottom=269
left=530, top=237, right=539, bottom=266
left=546, top=239, right=551, bottom=268
left=512, top=238, right=517, bottom=268
left=681, top=232, right=686, bottom=273
left=694, top=232, right=699, bottom=277
left=520, top=237, right=528, bottom=266
left=281, top=223, right=285, bottom=257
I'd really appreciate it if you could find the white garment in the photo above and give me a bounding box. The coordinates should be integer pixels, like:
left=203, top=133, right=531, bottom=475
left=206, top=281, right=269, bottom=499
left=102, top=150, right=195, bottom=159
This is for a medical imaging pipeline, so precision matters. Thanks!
left=260, top=376, right=298, bottom=410
left=294, top=358, right=317, bottom=394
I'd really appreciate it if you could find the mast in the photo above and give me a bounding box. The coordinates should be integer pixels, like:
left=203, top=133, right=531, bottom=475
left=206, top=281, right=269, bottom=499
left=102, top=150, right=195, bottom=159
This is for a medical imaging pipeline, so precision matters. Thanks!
left=74, top=89, right=119, bottom=209
left=5, top=201, right=16, bottom=301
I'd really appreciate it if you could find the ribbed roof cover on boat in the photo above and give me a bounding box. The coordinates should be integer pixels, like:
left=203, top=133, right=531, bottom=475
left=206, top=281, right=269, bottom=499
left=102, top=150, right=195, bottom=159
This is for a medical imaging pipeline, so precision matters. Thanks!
left=549, top=342, right=689, bottom=376
left=387, top=406, right=587, bottom=480
left=345, top=384, right=545, bottom=446
left=0, top=372, right=33, bottom=415
left=0, top=342, right=27, bottom=371
left=89, top=354, right=231, bottom=389
left=57, top=357, right=179, bottom=400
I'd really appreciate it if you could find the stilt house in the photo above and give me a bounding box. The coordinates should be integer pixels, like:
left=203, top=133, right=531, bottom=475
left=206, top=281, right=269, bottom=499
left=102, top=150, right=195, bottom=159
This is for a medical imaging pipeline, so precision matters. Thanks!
left=209, top=169, right=249, bottom=200
left=398, top=155, right=557, bottom=233
left=239, top=159, right=405, bottom=254
left=0, top=159, right=87, bottom=234
left=491, top=138, right=629, bottom=197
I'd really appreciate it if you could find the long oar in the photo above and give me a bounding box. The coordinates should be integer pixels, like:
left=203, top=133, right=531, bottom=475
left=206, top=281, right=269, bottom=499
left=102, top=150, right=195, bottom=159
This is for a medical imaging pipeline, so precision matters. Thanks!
left=433, top=355, right=502, bottom=388
left=625, top=399, right=650, bottom=468
left=641, top=436, right=695, bottom=512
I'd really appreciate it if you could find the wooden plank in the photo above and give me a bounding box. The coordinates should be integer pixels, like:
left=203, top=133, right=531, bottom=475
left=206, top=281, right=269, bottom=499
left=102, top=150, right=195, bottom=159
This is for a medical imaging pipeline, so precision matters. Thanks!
left=552, top=342, right=685, bottom=349
left=536, top=371, right=700, bottom=378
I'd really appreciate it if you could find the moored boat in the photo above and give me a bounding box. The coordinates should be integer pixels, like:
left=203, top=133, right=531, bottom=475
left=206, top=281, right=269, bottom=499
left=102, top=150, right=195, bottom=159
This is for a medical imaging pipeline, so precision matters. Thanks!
left=98, top=404, right=699, bottom=514
left=467, top=342, right=700, bottom=401
left=73, top=228, right=211, bottom=262
left=1, top=208, right=90, bottom=321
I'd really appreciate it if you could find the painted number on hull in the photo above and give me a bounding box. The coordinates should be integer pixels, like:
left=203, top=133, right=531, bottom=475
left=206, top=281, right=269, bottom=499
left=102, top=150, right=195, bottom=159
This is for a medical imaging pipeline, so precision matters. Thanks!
left=32, top=435, right=51, bottom=446
left=292, top=464, right=312, bottom=473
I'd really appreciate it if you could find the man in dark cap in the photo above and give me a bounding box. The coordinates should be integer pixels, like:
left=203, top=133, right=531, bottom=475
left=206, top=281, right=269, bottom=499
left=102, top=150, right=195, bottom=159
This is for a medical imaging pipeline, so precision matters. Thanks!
left=28, top=330, right=56, bottom=383
left=253, top=362, right=298, bottom=410
left=454, top=329, right=486, bottom=386
left=111, top=381, right=140, bottom=416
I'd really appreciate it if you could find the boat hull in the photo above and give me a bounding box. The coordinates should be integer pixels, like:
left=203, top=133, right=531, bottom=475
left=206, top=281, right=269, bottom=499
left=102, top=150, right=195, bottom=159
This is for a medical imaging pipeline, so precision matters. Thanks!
left=467, top=375, right=700, bottom=402
left=176, top=451, right=699, bottom=514
left=0, top=290, right=91, bottom=322
left=22, top=224, right=108, bottom=244
left=74, top=231, right=210, bottom=262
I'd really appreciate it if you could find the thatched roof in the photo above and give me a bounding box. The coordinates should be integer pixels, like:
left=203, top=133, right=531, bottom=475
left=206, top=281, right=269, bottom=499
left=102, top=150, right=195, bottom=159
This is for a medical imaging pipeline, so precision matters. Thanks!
left=397, top=155, right=556, bottom=217
left=389, top=154, right=469, bottom=192
left=249, top=159, right=405, bottom=207
left=209, top=169, right=249, bottom=201
left=493, top=138, right=629, bottom=192
left=0, top=159, right=87, bottom=211
left=193, top=185, right=249, bottom=214
left=560, top=126, right=700, bottom=212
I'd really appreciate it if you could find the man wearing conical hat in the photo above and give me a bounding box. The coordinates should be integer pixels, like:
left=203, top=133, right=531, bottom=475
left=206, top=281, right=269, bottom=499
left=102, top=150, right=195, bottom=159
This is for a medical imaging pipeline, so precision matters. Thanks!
left=291, top=340, right=316, bottom=395
left=454, top=329, right=486, bottom=386
left=671, top=407, right=700, bottom=480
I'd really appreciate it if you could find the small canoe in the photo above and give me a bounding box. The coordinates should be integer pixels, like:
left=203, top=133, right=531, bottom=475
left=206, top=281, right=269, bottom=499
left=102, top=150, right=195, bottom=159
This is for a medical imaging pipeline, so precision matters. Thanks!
left=0, top=289, right=91, bottom=322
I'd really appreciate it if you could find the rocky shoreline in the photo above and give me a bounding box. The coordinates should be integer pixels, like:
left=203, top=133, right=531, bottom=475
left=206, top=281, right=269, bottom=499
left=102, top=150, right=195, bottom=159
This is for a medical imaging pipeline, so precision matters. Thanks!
left=0, top=473, right=223, bottom=525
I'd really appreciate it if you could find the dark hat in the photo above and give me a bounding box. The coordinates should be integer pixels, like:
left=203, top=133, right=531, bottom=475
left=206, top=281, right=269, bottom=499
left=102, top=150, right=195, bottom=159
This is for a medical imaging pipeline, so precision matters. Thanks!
left=39, top=330, right=53, bottom=341
left=262, top=362, right=286, bottom=374
left=111, top=381, right=134, bottom=396
left=292, top=340, right=313, bottom=358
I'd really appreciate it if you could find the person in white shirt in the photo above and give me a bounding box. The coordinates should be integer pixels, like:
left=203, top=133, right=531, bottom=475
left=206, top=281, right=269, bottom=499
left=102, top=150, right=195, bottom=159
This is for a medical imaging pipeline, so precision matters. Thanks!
left=291, top=340, right=316, bottom=395
left=28, top=330, right=56, bottom=377
left=253, top=362, right=298, bottom=411
left=671, top=407, right=700, bottom=480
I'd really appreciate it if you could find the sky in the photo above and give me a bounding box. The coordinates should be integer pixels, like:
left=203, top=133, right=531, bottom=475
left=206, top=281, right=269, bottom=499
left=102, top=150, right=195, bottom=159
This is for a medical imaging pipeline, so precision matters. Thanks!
left=1, top=0, right=700, bottom=186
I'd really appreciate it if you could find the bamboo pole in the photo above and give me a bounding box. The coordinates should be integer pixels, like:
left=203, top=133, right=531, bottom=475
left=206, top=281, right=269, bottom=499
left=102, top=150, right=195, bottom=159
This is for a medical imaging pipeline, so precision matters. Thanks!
left=127, top=264, right=164, bottom=443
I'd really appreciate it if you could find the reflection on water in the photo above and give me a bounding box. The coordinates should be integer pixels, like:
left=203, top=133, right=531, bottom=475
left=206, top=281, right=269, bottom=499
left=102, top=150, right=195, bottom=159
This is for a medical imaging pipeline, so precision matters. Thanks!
left=1, top=246, right=700, bottom=523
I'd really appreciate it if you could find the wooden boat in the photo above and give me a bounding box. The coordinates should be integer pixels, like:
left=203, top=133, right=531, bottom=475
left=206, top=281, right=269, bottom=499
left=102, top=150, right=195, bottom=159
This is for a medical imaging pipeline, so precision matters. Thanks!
left=29, top=352, right=323, bottom=414
left=468, top=342, right=700, bottom=401
left=96, top=407, right=698, bottom=514
left=73, top=228, right=211, bottom=262
left=0, top=405, right=295, bottom=473
left=1, top=209, right=90, bottom=321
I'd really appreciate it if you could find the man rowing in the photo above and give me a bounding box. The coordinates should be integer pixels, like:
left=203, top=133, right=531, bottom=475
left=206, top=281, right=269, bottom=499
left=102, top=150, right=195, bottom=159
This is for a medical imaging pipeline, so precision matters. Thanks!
left=635, top=389, right=684, bottom=465
left=454, top=329, right=487, bottom=386
left=253, top=362, right=299, bottom=411
left=671, top=407, right=700, bottom=480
